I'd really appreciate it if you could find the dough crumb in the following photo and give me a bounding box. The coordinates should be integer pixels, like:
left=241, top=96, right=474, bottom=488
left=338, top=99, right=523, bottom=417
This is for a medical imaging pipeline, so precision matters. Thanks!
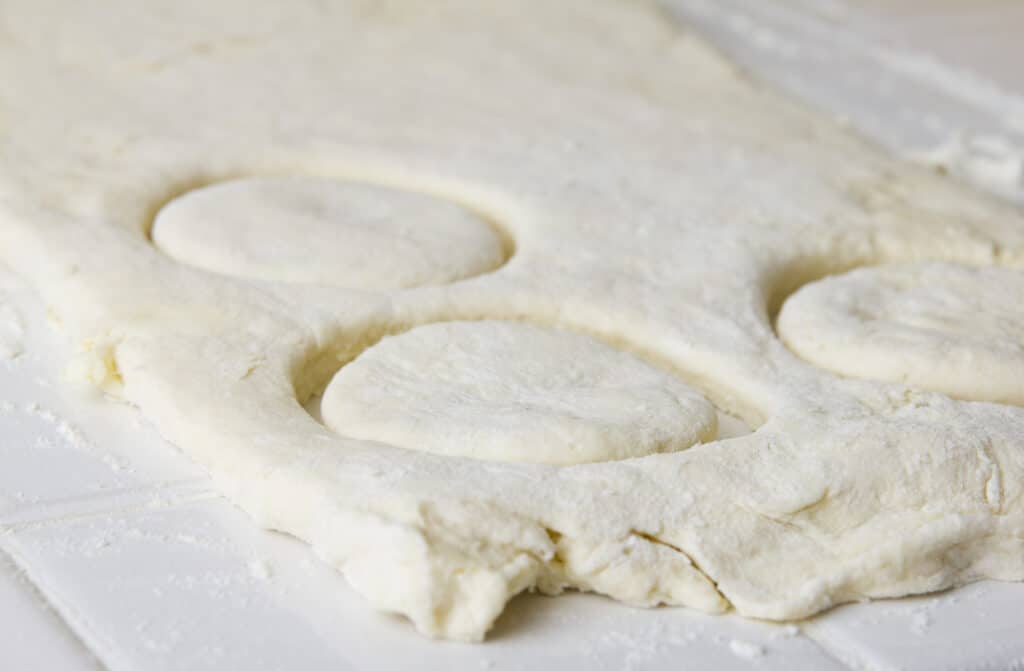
left=248, top=559, right=272, bottom=581
left=729, top=639, right=765, bottom=659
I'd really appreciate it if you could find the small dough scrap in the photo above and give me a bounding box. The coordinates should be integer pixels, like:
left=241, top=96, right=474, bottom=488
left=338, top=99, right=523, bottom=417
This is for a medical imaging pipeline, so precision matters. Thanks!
left=322, top=321, right=718, bottom=465
left=152, top=177, right=506, bottom=290
left=778, top=262, right=1024, bottom=405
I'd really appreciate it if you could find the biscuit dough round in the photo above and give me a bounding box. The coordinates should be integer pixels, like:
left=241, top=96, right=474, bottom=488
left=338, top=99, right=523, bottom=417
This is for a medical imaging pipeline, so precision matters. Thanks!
left=322, top=321, right=718, bottom=465
left=778, top=263, right=1024, bottom=405
left=152, top=176, right=506, bottom=289
left=2, top=0, right=1024, bottom=644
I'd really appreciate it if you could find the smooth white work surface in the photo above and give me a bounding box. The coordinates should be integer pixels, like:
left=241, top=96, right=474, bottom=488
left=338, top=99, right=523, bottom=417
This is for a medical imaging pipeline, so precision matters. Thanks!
left=0, top=550, right=100, bottom=670
left=3, top=2, right=1024, bottom=668
left=666, top=0, right=1024, bottom=204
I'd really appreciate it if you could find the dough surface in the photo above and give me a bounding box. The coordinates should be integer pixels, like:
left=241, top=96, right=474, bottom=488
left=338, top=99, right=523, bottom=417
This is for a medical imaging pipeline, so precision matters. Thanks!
left=778, top=262, right=1024, bottom=406
left=322, top=321, right=717, bottom=465
left=1, top=0, right=1023, bottom=642
left=152, top=176, right=506, bottom=289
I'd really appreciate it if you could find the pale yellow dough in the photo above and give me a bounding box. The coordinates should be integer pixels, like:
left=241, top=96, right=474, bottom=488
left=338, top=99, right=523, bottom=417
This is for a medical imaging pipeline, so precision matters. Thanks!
left=778, top=262, right=1024, bottom=406
left=152, top=176, right=506, bottom=290
left=322, top=321, right=717, bottom=465
left=1, top=0, right=1023, bottom=642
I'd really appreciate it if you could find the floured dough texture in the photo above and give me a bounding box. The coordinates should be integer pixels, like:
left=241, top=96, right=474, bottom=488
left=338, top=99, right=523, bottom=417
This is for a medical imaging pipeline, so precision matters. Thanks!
left=322, top=321, right=717, bottom=465
left=778, top=263, right=1024, bottom=405
left=2, top=0, right=1024, bottom=643
left=153, top=176, right=506, bottom=289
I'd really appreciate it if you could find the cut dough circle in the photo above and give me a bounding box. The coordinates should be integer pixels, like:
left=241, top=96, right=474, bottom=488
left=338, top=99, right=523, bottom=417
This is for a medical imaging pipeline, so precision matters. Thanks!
left=151, top=176, right=507, bottom=290
left=321, top=321, right=718, bottom=465
left=778, top=262, right=1024, bottom=405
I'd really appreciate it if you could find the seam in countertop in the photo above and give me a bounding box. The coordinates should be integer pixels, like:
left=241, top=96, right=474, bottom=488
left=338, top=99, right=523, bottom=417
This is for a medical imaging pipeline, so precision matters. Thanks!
left=0, top=477, right=215, bottom=531
left=0, top=540, right=108, bottom=671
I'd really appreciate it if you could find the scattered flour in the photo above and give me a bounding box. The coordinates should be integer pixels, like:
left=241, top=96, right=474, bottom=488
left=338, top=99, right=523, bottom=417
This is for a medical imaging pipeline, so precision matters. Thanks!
left=729, top=639, right=766, bottom=659
left=913, top=132, right=1024, bottom=201
left=248, top=559, right=272, bottom=581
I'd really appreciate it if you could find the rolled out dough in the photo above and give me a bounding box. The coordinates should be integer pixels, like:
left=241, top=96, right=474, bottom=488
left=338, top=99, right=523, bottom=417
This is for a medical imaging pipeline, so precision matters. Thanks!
left=1, top=0, right=1023, bottom=641
left=152, top=176, right=506, bottom=290
left=322, top=320, right=718, bottom=465
left=778, top=262, right=1024, bottom=406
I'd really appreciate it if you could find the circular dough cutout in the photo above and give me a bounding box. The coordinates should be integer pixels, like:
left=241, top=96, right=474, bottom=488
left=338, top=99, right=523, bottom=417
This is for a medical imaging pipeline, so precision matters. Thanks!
left=778, top=262, right=1024, bottom=405
left=321, top=321, right=718, bottom=465
left=152, top=176, right=506, bottom=290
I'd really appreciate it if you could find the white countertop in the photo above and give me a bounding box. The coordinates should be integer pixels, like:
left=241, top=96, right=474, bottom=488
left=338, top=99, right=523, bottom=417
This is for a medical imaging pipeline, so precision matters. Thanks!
left=667, top=0, right=1024, bottom=204
left=3, top=2, right=1023, bottom=669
